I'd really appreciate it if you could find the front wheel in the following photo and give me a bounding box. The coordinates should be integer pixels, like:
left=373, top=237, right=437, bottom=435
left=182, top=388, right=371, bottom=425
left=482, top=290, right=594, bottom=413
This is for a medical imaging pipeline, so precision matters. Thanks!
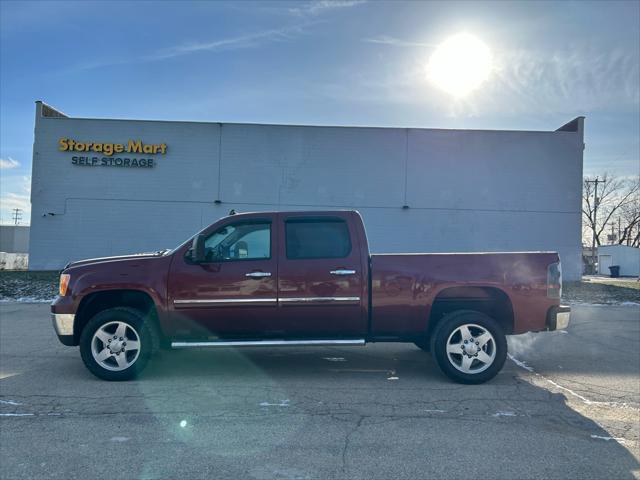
left=430, top=310, right=507, bottom=384
left=79, top=307, right=156, bottom=381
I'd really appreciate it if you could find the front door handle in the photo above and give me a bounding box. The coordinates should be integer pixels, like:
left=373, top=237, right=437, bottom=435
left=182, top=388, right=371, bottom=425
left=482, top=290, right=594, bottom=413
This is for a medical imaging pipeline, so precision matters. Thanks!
left=330, top=269, right=356, bottom=275
left=245, top=271, right=272, bottom=278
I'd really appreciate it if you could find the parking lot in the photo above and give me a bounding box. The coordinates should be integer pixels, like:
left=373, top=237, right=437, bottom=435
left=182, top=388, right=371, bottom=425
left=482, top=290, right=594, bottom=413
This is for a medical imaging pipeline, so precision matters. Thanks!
left=1, top=303, right=639, bottom=479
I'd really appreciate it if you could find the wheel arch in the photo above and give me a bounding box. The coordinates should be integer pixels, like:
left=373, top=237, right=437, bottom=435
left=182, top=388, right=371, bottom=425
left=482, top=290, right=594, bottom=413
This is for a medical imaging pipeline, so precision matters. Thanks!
left=74, top=289, right=163, bottom=344
left=426, top=286, right=515, bottom=339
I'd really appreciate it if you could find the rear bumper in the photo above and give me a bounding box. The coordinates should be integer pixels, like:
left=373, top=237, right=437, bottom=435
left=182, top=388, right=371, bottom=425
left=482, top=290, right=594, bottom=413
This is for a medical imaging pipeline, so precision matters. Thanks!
left=547, top=305, right=571, bottom=331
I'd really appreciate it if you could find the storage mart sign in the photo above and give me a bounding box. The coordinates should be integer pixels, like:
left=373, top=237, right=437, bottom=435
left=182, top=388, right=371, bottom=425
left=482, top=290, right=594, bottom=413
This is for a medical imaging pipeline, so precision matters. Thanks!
left=58, top=137, right=167, bottom=168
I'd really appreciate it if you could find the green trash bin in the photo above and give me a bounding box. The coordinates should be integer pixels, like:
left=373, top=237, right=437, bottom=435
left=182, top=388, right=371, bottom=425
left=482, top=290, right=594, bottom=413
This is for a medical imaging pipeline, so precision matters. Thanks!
left=608, top=265, right=620, bottom=278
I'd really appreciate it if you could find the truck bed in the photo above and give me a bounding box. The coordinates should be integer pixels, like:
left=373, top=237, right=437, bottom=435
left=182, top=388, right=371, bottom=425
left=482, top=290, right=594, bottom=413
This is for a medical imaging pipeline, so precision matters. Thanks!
left=370, top=252, right=560, bottom=335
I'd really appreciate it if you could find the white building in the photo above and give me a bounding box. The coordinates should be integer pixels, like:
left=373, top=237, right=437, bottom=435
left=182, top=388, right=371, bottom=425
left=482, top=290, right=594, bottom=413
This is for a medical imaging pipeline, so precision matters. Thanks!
left=29, top=101, right=585, bottom=279
left=0, top=225, right=30, bottom=253
left=598, top=245, right=640, bottom=277
left=0, top=225, right=30, bottom=270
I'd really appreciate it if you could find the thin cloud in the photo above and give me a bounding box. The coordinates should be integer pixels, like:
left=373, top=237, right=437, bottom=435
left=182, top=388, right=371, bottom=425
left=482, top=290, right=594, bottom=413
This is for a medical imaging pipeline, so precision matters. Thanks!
left=494, top=47, right=640, bottom=112
left=289, top=0, right=366, bottom=17
left=22, top=175, right=31, bottom=195
left=148, top=24, right=308, bottom=61
left=0, top=175, right=31, bottom=224
left=69, top=23, right=313, bottom=72
left=1, top=192, right=29, bottom=210
left=0, top=192, right=30, bottom=225
left=364, top=35, right=432, bottom=48
left=67, top=2, right=363, bottom=72
left=0, top=157, right=19, bottom=169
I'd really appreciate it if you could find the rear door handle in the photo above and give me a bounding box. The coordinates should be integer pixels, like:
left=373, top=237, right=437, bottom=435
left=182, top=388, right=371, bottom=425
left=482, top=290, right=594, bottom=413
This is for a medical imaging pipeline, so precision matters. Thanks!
left=245, top=271, right=272, bottom=278
left=330, top=269, right=356, bottom=275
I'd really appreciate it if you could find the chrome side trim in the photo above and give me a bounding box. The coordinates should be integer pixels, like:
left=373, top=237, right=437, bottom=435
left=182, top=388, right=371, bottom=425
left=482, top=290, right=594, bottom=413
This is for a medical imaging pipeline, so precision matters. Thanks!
left=173, top=297, right=360, bottom=307
left=174, top=298, right=277, bottom=306
left=279, top=296, right=360, bottom=305
left=52, top=313, right=75, bottom=336
left=171, top=339, right=366, bottom=348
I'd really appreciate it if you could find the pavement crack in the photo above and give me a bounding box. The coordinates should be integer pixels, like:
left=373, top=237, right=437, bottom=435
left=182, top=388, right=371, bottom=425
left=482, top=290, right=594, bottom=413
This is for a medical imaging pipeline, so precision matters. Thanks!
left=341, top=415, right=365, bottom=475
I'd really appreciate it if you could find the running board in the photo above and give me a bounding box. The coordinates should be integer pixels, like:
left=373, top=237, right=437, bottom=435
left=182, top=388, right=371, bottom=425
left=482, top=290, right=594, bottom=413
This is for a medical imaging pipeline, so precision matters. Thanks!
left=171, top=339, right=366, bottom=349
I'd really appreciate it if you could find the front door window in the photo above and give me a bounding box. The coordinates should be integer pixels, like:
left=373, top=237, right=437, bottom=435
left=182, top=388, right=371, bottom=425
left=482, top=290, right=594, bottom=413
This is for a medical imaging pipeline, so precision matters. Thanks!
left=204, top=222, right=271, bottom=262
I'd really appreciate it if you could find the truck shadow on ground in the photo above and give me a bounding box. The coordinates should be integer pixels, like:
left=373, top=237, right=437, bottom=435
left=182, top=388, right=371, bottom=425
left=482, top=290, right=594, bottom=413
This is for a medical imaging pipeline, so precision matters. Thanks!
left=2, top=343, right=639, bottom=479
left=138, top=346, right=640, bottom=477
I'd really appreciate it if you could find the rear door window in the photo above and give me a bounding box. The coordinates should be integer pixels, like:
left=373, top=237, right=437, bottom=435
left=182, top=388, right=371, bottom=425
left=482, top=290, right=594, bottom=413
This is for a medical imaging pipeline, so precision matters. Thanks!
left=285, top=219, right=351, bottom=259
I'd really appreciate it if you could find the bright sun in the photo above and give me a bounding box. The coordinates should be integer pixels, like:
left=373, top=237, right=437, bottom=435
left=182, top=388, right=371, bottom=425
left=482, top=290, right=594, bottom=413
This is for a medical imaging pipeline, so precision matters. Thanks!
left=426, top=33, right=492, bottom=98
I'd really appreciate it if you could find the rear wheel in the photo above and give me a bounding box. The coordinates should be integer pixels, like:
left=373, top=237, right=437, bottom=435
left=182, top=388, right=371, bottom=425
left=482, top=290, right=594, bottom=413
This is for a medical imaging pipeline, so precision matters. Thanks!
left=79, top=307, right=157, bottom=381
left=430, top=310, right=507, bottom=384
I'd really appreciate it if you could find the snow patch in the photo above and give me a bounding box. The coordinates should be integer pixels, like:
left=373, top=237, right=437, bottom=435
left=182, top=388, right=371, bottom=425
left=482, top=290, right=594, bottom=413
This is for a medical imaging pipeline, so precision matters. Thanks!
left=260, top=400, right=290, bottom=407
left=507, top=353, right=534, bottom=372
left=569, top=302, right=640, bottom=307
left=591, top=434, right=627, bottom=444
left=0, top=297, right=54, bottom=304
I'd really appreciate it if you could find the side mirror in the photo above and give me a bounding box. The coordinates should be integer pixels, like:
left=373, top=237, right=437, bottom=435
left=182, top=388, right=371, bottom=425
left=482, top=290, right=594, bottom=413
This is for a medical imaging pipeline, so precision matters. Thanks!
left=191, top=234, right=206, bottom=263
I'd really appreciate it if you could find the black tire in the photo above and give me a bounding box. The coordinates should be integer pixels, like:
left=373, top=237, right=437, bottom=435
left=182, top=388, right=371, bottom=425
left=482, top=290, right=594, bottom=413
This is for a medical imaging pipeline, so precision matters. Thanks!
left=430, top=310, right=507, bottom=384
left=79, top=307, right=158, bottom=381
left=414, top=339, right=430, bottom=352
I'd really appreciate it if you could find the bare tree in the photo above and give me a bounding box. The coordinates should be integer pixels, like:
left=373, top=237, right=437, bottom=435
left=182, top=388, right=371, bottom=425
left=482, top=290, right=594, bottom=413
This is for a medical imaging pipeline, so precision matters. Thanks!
left=617, top=192, right=640, bottom=247
left=583, top=174, right=640, bottom=247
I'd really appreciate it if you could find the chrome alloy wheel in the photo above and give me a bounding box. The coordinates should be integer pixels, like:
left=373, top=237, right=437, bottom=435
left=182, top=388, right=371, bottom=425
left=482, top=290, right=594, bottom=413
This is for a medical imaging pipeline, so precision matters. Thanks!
left=445, top=323, right=496, bottom=374
left=91, top=321, right=141, bottom=371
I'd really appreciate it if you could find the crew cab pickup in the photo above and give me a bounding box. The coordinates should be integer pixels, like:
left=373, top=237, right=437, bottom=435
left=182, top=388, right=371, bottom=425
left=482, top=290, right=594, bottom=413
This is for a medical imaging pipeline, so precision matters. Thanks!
left=52, top=210, right=570, bottom=383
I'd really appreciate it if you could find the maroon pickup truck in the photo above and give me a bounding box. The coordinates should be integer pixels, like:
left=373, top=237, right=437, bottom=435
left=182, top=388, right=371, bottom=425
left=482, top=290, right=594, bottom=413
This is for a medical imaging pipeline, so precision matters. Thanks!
left=51, top=210, right=570, bottom=384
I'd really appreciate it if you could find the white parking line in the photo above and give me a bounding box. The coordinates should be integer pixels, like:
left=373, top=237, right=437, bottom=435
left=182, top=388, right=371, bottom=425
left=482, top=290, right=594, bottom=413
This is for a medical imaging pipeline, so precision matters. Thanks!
left=508, top=354, right=639, bottom=410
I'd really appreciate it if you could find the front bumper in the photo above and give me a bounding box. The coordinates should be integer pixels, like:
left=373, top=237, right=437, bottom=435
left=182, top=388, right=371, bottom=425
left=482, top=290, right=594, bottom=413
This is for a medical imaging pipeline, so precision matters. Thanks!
left=51, top=297, right=77, bottom=346
left=547, top=305, right=571, bottom=331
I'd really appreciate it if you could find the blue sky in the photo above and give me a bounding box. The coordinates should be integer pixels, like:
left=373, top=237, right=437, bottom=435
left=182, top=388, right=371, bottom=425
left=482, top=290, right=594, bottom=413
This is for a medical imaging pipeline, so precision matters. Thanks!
left=1, top=0, right=639, bottom=224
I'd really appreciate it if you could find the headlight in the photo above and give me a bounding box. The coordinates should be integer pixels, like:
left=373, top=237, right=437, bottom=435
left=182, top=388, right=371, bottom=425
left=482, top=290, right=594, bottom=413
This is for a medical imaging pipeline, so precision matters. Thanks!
left=59, top=274, right=70, bottom=296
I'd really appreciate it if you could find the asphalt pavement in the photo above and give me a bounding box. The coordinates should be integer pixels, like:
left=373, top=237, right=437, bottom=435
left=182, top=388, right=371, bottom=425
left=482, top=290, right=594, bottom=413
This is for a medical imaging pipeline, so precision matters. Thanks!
left=1, top=303, right=639, bottom=480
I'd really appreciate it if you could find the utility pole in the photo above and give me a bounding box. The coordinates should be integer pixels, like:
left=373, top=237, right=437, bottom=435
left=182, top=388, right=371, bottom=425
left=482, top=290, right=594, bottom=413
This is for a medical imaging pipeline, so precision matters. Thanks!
left=11, top=208, right=22, bottom=225
left=610, top=223, right=615, bottom=244
left=618, top=217, right=621, bottom=245
left=585, top=177, right=600, bottom=272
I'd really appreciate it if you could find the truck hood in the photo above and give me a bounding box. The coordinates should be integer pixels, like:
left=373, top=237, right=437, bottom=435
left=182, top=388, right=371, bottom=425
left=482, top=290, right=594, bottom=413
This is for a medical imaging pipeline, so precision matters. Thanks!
left=64, top=251, right=169, bottom=269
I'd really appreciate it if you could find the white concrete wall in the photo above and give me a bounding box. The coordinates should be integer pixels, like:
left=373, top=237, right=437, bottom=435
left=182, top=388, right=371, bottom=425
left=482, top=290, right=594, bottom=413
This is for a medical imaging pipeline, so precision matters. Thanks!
left=598, top=245, right=640, bottom=277
left=29, top=103, right=584, bottom=279
left=0, top=225, right=30, bottom=253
